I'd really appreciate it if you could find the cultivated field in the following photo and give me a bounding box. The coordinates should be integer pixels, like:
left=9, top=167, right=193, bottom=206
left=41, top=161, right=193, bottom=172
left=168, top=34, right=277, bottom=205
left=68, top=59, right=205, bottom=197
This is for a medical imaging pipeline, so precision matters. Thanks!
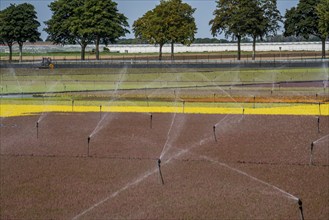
left=0, top=65, right=328, bottom=219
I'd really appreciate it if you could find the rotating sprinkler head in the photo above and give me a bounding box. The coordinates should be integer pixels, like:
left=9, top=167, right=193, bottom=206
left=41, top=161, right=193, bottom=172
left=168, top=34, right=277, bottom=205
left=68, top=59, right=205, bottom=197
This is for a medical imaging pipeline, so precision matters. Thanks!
left=87, top=136, right=91, bottom=157
left=157, top=158, right=164, bottom=185
left=213, top=125, right=217, bottom=142
left=297, top=199, right=304, bottom=220
left=317, top=117, right=320, bottom=133
left=310, top=142, right=314, bottom=165
left=36, top=121, right=39, bottom=139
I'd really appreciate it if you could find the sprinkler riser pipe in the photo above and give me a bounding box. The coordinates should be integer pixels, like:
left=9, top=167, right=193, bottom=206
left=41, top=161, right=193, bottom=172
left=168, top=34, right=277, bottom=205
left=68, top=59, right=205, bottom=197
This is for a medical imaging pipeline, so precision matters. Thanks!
left=298, top=199, right=304, bottom=220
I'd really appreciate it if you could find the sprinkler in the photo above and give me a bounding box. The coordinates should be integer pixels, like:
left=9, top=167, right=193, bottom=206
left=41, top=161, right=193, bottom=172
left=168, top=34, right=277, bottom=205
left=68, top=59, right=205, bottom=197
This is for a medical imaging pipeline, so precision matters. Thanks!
left=36, top=121, right=39, bottom=139
left=87, top=136, right=91, bottom=157
left=72, top=100, right=74, bottom=112
left=242, top=108, right=245, bottom=115
left=157, top=159, right=164, bottom=185
left=150, top=114, right=153, bottom=129
left=297, top=199, right=304, bottom=220
left=309, top=142, right=314, bottom=165
left=213, top=93, right=216, bottom=103
left=317, top=117, right=320, bottom=133
left=183, top=101, right=185, bottom=113
left=213, top=125, right=217, bottom=142
left=99, top=105, right=102, bottom=119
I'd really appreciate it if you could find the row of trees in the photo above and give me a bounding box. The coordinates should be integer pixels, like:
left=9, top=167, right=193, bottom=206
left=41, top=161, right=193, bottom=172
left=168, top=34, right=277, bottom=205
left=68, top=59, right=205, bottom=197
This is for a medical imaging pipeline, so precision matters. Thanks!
left=0, top=3, right=41, bottom=62
left=1, top=0, right=328, bottom=62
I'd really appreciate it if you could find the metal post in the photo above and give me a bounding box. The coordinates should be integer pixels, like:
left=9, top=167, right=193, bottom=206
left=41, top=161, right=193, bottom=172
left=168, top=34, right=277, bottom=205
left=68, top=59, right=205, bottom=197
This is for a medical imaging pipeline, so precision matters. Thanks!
left=213, top=125, right=217, bottom=142
left=87, top=136, right=91, bottom=157
left=36, top=122, right=39, bottom=139
left=158, top=159, right=164, bottom=185
left=298, top=199, right=304, bottom=220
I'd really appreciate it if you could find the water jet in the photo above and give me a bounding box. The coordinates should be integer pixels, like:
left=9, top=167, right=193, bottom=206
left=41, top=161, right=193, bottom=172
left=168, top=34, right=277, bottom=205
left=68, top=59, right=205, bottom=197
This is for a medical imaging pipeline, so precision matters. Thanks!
left=157, top=159, right=164, bottom=185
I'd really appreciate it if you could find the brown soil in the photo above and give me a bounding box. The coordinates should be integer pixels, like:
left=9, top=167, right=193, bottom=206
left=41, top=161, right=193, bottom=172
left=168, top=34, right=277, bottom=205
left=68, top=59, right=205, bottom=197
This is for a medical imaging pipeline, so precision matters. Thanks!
left=1, top=113, right=328, bottom=219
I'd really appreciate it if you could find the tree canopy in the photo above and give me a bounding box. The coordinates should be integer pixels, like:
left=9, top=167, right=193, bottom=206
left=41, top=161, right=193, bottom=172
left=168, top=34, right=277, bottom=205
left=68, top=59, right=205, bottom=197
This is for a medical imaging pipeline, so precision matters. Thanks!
left=316, top=0, right=329, bottom=40
left=133, top=0, right=197, bottom=60
left=248, top=0, right=282, bottom=60
left=284, top=0, right=326, bottom=58
left=0, top=3, right=40, bottom=62
left=210, top=0, right=255, bottom=60
left=45, top=0, right=129, bottom=60
left=210, top=0, right=282, bottom=60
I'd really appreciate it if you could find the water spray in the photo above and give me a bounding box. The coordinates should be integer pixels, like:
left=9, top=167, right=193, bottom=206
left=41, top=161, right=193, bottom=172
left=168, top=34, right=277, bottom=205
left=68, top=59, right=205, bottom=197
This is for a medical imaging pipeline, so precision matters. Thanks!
left=309, top=142, right=314, bottom=165
left=157, top=159, right=164, bottom=185
left=213, top=125, right=217, bottom=142
left=36, top=121, right=39, bottom=139
left=297, top=199, right=304, bottom=220
left=87, top=136, right=91, bottom=157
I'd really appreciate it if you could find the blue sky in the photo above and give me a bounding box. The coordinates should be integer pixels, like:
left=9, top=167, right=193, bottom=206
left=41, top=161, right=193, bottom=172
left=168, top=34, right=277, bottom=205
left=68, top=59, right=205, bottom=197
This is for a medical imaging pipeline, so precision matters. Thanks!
left=0, top=0, right=299, bottom=40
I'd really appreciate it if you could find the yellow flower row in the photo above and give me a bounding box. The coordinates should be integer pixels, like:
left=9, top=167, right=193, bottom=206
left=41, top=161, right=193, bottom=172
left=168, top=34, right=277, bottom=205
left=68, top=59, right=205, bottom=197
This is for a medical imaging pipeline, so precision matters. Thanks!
left=1, top=103, right=328, bottom=117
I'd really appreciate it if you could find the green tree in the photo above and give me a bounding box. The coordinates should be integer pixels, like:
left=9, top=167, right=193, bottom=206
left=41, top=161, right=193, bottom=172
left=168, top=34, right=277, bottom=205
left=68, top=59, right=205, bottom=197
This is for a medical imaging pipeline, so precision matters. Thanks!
left=247, top=0, right=282, bottom=60
left=210, top=0, right=253, bottom=60
left=162, top=0, right=197, bottom=60
left=45, top=0, right=129, bottom=60
left=133, top=10, right=166, bottom=60
left=133, top=0, right=197, bottom=60
left=0, top=3, right=40, bottom=62
left=45, top=0, right=92, bottom=60
left=316, top=0, right=329, bottom=42
left=284, top=0, right=327, bottom=58
left=79, top=0, right=129, bottom=60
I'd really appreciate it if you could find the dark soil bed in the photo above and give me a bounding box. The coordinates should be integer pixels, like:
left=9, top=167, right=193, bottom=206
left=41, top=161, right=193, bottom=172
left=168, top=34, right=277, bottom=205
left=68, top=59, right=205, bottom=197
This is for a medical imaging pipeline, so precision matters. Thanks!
left=1, top=113, right=328, bottom=219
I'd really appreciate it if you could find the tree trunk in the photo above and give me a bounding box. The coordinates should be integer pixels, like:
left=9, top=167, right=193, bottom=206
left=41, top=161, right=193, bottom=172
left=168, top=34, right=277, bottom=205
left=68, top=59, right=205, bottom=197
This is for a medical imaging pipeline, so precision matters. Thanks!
left=18, top=43, right=23, bottom=63
left=252, top=36, right=256, bottom=61
left=171, top=41, right=174, bottom=61
left=321, top=38, right=326, bottom=59
left=95, top=37, right=100, bottom=60
left=81, top=44, right=87, bottom=60
left=237, top=35, right=241, bottom=61
left=159, top=44, right=163, bottom=61
left=8, top=44, right=13, bottom=62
